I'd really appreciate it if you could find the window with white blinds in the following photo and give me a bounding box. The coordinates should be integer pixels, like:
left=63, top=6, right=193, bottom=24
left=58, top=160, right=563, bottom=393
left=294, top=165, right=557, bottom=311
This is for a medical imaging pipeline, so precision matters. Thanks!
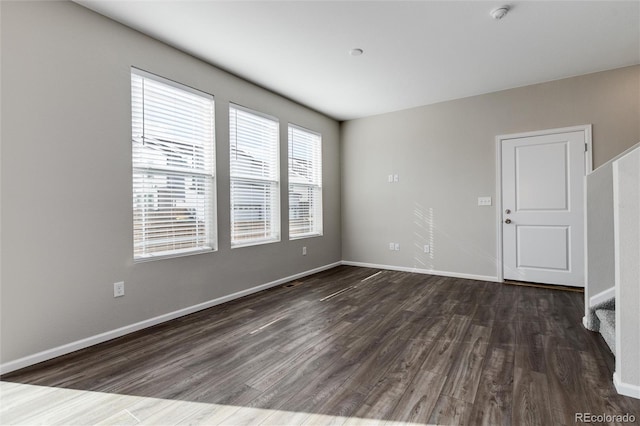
left=288, top=125, right=322, bottom=238
left=229, top=104, right=280, bottom=247
left=131, top=69, right=215, bottom=260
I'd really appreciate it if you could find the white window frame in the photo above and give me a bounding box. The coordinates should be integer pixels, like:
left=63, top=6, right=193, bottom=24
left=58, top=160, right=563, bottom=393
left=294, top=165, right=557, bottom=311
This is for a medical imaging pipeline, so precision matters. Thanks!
left=288, top=124, right=323, bottom=239
left=131, top=68, right=216, bottom=261
left=229, top=104, right=280, bottom=248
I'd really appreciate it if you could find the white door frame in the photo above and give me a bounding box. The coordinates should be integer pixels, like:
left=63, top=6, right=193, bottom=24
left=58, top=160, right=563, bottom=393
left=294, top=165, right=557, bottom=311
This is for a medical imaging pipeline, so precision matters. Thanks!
left=495, top=125, right=593, bottom=283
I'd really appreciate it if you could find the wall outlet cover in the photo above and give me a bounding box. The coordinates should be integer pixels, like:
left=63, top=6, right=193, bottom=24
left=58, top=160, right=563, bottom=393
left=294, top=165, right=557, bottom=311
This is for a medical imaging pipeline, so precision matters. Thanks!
left=478, top=196, right=492, bottom=206
left=114, top=281, right=125, bottom=298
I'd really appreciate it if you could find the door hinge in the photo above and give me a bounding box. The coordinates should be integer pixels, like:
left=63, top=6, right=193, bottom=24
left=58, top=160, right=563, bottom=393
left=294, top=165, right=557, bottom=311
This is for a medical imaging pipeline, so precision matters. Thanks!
left=585, top=143, right=588, bottom=152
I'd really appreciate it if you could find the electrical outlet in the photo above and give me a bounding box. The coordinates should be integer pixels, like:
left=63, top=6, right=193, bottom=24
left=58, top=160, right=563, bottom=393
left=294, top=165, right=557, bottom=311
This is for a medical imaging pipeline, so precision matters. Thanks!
left=393, top=174, right=399, bottom=182
left=302, top=246, right=307, bottom=256
left=114, top=281, right=124, bottom=298
left=478, top=196, right=492, bottom=206
left=394, top=243, right=400, bottom=251
left=424, top=244, right=430, bottom=253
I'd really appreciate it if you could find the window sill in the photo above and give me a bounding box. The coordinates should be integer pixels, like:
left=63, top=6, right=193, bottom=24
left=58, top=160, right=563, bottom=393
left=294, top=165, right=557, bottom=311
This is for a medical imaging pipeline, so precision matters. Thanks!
left=290, top=232, right=323, bottom=241
left=134, top=247, right=215, bottom=263
left=231, top=238, right=280, bottom=249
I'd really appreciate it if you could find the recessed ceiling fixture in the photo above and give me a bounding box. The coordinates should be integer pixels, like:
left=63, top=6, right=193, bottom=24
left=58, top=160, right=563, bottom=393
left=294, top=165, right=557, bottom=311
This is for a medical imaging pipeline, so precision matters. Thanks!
left=349, top=48, right=364, bottom=57
left=490, top=5, right=510, bottom=20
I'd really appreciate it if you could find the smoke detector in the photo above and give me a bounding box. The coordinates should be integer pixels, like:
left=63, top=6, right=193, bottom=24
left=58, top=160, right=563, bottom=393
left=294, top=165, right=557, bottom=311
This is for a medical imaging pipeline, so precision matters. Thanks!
left=490, top=6, right=510, bottom=20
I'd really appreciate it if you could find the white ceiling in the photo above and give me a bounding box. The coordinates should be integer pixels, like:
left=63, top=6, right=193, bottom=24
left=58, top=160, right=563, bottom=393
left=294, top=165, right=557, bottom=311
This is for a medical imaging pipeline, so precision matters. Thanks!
left=75, top=1, right=640, bottom=121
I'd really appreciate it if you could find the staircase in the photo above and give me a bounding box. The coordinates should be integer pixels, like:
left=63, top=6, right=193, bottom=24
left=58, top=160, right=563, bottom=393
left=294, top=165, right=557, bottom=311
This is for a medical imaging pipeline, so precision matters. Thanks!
left=586, top=297, right=616, bottom=354
left=584, top=142, right=640, bottom=399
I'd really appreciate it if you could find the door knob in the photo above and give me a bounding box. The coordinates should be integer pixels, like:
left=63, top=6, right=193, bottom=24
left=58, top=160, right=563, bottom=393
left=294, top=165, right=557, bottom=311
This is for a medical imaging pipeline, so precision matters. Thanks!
left=505, top=219, right=512, bottom=224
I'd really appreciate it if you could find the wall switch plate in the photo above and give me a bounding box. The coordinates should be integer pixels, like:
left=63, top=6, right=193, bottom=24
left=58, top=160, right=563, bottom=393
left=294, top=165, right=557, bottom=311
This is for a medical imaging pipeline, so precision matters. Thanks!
left=478, top=196, right=492, bottom=206
left=302, top=246, right=307, bottom=256
left=388, top=174, right=394, bottom=183
left=394, top=243, right=400, bottom=251
left=393, top=174, right=399, bottom=182
left=114, top=281, right=124, bottom=298
left=389, top=242, right=395, bottom=251
left=424, top=244, right=430, bottom=253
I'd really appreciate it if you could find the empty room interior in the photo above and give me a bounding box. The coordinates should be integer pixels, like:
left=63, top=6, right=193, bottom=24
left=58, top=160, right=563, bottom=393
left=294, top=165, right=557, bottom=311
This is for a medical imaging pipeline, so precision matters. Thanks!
left=1, top=1, right=640, bottom=425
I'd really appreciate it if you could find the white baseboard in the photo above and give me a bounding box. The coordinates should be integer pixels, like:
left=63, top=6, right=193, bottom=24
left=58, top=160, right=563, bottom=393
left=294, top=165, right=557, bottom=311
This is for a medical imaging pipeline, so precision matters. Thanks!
left=589, top=286, right=615, bottom=307
left=0, top=261, right=341, bottom=375
left=341, top=260, right=500, bottom=283
left=614, top=371, right=640, bottom=400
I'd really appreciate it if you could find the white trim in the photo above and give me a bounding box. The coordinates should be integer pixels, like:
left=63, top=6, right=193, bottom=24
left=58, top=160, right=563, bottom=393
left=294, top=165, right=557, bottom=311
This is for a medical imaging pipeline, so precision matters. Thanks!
left=613, top=160, right=623, bottom=381
left=614, top=371, right=640, bottom=400
left=582, top=316, right=590, bottom=329
left=495, top=138, right=504, bottom=282
left=583, top=172, right=589, bottom=319
left=495, top=125, right=592, bottom=286
left=341, top=260, right=500, bottom=283
left=134, top=247, right=215, bottom=263
left=589, top=286, right=615, bottom=307
left=584, top=125, right=594, bottom=174
left=0, top=261, right=341, bottom=375
left=582, top=125, right=593, bottom=313
left=231, top=237, right=281, bottom=249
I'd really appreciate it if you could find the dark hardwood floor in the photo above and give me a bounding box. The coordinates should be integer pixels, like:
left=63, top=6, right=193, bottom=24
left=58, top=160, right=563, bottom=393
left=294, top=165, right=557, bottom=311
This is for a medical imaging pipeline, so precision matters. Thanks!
left=2, top=266, right=639, bottom=425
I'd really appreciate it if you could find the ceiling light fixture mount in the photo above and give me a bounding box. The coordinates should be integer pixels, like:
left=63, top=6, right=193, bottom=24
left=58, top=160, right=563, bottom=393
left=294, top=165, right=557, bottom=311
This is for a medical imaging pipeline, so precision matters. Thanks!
left=349, top=48, right=364, bottom=57
left=490, top=5, right=510, bottom=20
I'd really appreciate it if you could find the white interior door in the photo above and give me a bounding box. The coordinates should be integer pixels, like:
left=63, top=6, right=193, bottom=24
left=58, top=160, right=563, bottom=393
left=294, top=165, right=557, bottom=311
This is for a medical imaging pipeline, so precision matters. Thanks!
left=501, top=130, right=587, bottom=287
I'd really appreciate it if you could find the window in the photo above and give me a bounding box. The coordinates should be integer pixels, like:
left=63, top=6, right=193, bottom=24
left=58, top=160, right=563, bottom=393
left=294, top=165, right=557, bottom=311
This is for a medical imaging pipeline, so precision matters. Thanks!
left=288, top=125, right=322, bottom=238
left=131, top=69, right=215, bottom=260
left=229, top=104, right=280, bottom=246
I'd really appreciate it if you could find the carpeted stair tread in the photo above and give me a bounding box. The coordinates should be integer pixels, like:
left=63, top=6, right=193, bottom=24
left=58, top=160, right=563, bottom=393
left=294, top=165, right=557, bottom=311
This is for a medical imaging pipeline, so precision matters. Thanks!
left=584, top=295, right=615, bottom=331
left=595, top=308, right=616, bottom=354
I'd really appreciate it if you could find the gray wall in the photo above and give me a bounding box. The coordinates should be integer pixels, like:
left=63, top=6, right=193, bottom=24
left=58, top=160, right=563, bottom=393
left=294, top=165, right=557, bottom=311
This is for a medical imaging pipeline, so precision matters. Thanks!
left=341, top=66, right=640, bottom=279
left=613, top=146, right=640, bottom=392
left=0, top=1, right=341, bottom=365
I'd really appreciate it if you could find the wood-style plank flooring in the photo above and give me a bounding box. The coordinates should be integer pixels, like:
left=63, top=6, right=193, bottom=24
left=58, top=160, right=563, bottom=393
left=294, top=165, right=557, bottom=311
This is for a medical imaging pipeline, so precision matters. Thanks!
left=2, top=266, right=639, bottom=425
